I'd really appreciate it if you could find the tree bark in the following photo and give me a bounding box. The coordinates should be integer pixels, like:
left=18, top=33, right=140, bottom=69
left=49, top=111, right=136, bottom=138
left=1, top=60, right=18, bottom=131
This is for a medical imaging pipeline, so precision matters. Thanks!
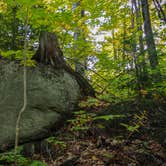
left=32, top=32, right=65, bottom=68
left=131, top=0, right=141, bottom=90
left=73, top=2, right=87, bottom=76
left=32, top=31, right=95, bottom=97
left=141, top=0, right=158, bottom=69
left=12, top=5, right=17, bottom=50
left=132, top=0, right=149, bottom=88
left=153, top=0, right=166, bottom=23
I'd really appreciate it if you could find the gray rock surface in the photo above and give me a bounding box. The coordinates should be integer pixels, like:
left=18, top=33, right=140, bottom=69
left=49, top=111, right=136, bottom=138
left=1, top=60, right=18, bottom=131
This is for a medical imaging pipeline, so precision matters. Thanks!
left=0, top=60, right=81, bottom=151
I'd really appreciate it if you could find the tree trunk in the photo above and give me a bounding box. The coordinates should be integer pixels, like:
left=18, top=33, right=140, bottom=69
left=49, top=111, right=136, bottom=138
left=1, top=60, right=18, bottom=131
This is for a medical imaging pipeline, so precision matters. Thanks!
left=12, top=5, right=17, bottom=50
left=141, top=0, right=158, bottom=69
left=32, top=32, right=65, bottom=68
left=131, top=0, right=141, bottom=90
left=153, top=0, right=166, bottom=23
left=32, top=31, right=95, bottom=97
left=122, top=18, right=127, bottom=59
left=112, top=29, right=117, bottom=60
left=132, top=0, right=149, bottom=88
left=73, top=2, right=87, bottom=76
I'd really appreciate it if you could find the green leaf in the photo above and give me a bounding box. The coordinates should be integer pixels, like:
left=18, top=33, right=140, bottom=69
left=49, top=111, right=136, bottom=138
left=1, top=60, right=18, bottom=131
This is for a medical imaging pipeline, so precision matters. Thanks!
left=30, top=160, right=46, bottom=166
left=120, top=123, right=140, bottom=132
left=93, top=114, right=125, bottom=121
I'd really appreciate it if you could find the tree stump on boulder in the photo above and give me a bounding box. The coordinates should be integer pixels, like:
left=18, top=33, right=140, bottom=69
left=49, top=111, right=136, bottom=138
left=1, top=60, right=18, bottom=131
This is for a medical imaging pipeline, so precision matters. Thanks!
left=0, top=32, right=94, bottom=152
left=32, top=31, right=95, bottom=97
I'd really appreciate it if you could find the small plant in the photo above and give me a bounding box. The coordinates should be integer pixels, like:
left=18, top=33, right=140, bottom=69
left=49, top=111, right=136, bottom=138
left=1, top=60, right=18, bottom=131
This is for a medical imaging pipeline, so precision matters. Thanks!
left=0, top=148, right=46, bottom=166
left=30, top=160, right=46, bottom=166
left=67, top=110, right=95, bottom=133
left=103, top=153, right=115, bottom=159
left=47, top=137, right=66, bottom=148
left=1, top=50, right=36, bottom=66
left=121, top=110, right=148, bottom=137
left=68, top=110, right=125, bottom=138
left=0, top=152, right=29, bottom=166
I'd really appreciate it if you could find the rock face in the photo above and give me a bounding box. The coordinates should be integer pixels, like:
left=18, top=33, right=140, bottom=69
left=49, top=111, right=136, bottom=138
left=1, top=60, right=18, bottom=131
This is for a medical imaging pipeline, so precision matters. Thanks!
left=0, top=60, right=81, bottom=151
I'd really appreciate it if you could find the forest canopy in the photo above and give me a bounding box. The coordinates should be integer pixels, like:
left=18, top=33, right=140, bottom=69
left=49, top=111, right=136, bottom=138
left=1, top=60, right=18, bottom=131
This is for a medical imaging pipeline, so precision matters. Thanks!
left=0, top=0, right=166, bottom=101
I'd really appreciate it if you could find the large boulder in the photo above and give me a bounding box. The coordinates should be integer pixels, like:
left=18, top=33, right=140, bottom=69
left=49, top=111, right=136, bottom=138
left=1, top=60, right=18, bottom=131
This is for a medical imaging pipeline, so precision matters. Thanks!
left=0, top=60, right=81, bottom=151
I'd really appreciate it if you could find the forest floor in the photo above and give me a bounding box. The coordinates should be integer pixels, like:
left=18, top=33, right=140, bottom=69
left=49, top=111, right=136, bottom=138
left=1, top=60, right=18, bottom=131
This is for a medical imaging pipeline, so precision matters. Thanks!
left=36, top=130, right=166, bottom=166
left=32, top=97, right=166, bottom=166
left=0, top=97, right=166, bottom=166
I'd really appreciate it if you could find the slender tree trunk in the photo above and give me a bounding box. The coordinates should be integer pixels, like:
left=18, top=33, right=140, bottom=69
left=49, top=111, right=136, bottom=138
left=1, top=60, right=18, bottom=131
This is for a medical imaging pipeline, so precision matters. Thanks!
left=135, top=0, right=145, bottom=56
left=153, top=0, right=166, bottom=23
left=133, top=0, right=149, bottom=86
left=131, top=0, right=141, bottom=90
left=141, top=0, right=158, bottom=69
left=122, top=18, right=127, bottom=59
left=112, top=29, right=117, bottom=60
left=12, top=5, right=17, bottom=50
left=73, top=2, right=86, bottom=76
left=14, top=8, right=29, bottom=164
